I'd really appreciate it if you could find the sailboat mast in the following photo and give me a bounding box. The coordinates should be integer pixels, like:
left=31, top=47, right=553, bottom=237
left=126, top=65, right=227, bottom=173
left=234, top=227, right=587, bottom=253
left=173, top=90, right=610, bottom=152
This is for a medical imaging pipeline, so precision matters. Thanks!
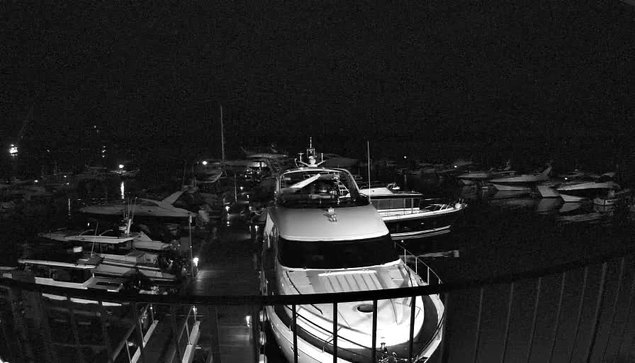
left=220, top=104, right=225, bottom=162
left=367, top=140, right=371, bottom=201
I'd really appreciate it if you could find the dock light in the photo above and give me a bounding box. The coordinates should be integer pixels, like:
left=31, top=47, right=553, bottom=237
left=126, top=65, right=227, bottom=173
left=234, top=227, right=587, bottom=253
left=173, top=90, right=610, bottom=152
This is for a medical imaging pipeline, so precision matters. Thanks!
left=202, top=160, right=208, bottom=166
left=192, top=257, right=199, bottom=267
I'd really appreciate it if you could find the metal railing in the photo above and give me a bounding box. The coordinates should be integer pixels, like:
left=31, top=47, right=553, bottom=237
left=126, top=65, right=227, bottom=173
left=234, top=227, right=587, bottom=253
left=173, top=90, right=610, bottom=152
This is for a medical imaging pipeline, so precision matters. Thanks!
left=1, top=245, right=635, bottom=363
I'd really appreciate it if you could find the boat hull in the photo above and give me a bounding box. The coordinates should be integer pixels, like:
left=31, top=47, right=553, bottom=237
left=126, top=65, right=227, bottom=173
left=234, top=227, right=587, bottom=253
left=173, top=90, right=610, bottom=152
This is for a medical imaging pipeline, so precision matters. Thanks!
left=382, top=206, right=464, bottom=240
left=266, top=293, right=444, bottom=363
left=490, top=183, right=532, bottom=192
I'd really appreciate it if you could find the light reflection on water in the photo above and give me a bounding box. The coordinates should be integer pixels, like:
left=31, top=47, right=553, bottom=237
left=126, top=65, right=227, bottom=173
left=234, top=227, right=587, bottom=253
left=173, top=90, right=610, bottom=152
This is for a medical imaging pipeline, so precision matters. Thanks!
left=120, top=180, right=125, bottom=199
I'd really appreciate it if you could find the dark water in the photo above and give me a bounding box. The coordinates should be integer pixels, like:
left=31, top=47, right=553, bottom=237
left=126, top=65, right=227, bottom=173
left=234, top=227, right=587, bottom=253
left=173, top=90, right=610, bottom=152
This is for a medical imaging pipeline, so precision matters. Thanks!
left=2, top=177, right=635, bottom=362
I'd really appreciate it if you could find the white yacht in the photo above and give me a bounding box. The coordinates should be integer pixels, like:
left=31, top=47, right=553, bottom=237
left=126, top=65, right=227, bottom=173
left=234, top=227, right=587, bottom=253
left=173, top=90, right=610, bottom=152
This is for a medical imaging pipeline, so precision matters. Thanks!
left=490, top=165, right=552, bottom=192
left=457, top=160, right=516, bottom=186
left=1, top=252, right=130, bottom=306
left=80, top=191, right=197, bottom=218
left=38, top=219, right=172, bottom=253
left=260, top=145, right=445, bottom=363
left=556, top=180, right=620, bottom=202
left=38, top=222, right=185, bottom=285
left=361, top=183, right=467, bottom=239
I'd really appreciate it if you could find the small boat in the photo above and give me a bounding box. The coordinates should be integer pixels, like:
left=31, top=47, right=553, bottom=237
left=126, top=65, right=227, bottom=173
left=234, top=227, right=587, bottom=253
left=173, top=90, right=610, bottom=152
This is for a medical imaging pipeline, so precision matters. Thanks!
left=38, top=221, right=186, bottom=285
left=1, top=251, right=141, bottom=306
left=556, top=180, right=620, bottom=202
left=362, top=183, right=467, bottom=239
left=457, top=160, right=516, bottom=186
left=490, top=165, right=552, bottom=192
left=39, top=219, right=172, bottom=253
left=80, top=191, right=198, bottom=218
left=260, top=141, right=445, bottom=363
left=594, top=188, right=632, bottom=206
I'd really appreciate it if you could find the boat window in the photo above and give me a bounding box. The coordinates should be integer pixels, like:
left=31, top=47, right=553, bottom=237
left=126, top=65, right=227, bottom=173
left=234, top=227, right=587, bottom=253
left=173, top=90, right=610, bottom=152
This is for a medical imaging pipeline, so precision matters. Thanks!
left=51, top=268, right=91, bottom=283
left=278, top=234, right=398, bottom=269
left=25, top=264, right=50, bottom=278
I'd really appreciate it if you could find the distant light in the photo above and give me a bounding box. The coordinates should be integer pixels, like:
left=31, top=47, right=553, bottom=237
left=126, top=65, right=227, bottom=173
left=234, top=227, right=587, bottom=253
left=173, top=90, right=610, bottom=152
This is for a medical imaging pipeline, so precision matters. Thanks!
left=193, top=257, right=199, bottom=267
left=202, top=160, right=208, bottom=166
left=245, top=315, right=252, bottom=327
left=119, top=164, right=124, bottom=169
left=34, top=180, right=38, bottom=183
left=9, top=144, right=18, bottom=155
left=403, top=155, right=407, bottom=159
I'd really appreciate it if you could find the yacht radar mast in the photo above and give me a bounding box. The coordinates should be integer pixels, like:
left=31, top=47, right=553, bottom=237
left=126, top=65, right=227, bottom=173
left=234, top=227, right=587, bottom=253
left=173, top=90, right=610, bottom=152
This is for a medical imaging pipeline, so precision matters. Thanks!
left=296, top=137, right=325, bottom=168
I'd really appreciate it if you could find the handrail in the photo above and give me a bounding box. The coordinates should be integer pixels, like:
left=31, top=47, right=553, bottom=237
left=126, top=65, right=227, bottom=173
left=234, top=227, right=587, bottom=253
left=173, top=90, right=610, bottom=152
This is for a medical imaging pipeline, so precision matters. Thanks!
left=2, top=243, right=634, bottom=305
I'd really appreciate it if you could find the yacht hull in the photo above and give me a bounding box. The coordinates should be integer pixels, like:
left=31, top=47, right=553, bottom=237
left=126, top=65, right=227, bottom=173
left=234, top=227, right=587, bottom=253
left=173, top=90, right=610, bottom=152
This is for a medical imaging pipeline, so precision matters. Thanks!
left=266, top=293, right=444, bottom=363
left=382, top=206, right=464, bottom=240
left=490, top=183, right=532, bottom=192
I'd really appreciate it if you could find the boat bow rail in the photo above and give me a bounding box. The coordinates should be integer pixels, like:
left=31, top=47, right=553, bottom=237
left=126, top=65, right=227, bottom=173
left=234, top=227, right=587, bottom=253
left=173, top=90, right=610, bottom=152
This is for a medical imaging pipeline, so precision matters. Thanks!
left=1, top=245, right=635, bottom=363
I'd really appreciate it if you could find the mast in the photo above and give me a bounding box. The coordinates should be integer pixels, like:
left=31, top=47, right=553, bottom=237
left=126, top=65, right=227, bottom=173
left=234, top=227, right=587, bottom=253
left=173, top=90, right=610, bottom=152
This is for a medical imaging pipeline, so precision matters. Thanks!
left=220, top=103, right=225, bottom=162
left=367, top=141, right=371, bottom=201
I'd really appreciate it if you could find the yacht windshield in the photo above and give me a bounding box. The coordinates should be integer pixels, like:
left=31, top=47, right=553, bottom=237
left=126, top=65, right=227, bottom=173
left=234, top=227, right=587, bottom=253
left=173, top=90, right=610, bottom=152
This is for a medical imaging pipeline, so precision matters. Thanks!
left=278, top=234, right=398, bottom=269
left=277, top=169, right=368, bottom=208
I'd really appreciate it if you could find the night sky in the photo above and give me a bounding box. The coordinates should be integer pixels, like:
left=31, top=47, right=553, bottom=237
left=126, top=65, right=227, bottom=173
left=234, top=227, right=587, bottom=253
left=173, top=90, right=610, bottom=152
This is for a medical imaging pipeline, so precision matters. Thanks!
left=2, top=1, right=635, bottom=172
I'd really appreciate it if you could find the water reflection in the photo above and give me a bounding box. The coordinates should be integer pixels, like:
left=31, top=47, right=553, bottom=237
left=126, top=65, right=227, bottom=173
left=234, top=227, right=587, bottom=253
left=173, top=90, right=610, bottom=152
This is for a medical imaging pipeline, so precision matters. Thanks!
left=120, top=180, right=125, bottom=199
left=535, top=198, right=563, bottom=214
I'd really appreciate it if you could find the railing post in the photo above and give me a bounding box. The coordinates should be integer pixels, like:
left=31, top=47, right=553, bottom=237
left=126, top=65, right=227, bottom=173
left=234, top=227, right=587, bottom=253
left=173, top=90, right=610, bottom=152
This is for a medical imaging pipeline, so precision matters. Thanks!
left=548, top=272, right=566, bottom=363
left=601, top=257, right=625, bottom=362
left=525, top=277, right=542, bottom=363
left=568, top=266, right=589, bottom=363
left=132, top=303, right=147, bottom=363
left=500, top=282, right=515, bottom=363
left=332, top=302, right=338, bottom=363
left=615, top=269, right=635, bottom=361
left=408, top=295, right=416, bottom=362
left=207, top=305, right=221, bottom=363
left=584, top=262, right=608, bottom=363
left=66, top=295, right=85, bottom=363
left=292, top=304, right=298, bottom=363
left=170, top=304, right=183, bottom=363
left=98, top=300, right=114, bottom=363
left=472, top=287, right=485, bottom=363
left=371, top=298, right=378, bottom=363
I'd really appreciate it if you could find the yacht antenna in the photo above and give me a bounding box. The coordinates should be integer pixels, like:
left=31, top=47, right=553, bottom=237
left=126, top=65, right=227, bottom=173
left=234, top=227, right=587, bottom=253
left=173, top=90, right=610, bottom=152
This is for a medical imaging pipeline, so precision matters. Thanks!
left=367, top=141, right=371, bottom=201
left=220, top=103, right=225, bottom=163
left=297, top=138, right=325, bottom=168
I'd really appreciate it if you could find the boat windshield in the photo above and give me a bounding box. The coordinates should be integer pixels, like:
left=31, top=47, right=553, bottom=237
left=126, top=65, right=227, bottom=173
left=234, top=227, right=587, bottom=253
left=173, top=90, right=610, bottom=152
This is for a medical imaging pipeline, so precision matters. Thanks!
left=277, top=169, right=368, bottom=208
left=278, top=234, right=398, bottom=269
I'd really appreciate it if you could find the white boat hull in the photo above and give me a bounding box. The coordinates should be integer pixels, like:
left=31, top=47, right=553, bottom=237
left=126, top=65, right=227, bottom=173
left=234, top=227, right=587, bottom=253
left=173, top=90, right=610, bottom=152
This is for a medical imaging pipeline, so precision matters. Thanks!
left=559, top=193, right=587, bottom=203
left=491, top=183, right=532, bottom=192
left=266, top=294, right=444, bottom=363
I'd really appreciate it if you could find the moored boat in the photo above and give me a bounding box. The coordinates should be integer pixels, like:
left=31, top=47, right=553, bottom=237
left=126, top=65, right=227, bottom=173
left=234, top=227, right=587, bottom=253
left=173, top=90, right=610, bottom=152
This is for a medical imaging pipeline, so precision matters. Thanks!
left=362, top=183, right=467, bottom=239
left=260, top=143, right=445, bottom=363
